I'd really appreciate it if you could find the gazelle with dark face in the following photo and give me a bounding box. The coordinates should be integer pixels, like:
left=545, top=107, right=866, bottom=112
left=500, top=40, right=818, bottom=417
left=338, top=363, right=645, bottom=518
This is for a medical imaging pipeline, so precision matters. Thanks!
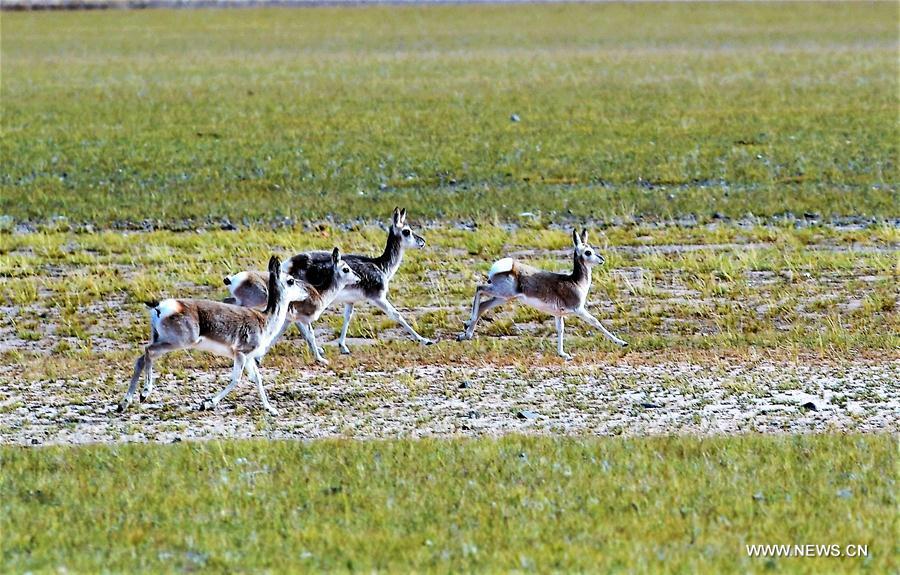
left=457, top=229, right=627, bottom=359
left=224, top=248, right=360, bottom=365
left=119, top=255, right=308, bottom=415
left=278, top=207, right=433, bottom=355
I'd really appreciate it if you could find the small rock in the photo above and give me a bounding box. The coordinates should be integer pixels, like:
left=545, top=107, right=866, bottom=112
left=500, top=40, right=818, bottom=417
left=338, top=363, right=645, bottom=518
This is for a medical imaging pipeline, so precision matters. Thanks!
left=510, top=113, right=521, bottom=122
left=836, top=488, right=852, bottom=499
left=30, top=438, right=40, bottom=445
left=458, top=381, right=471, bottom=389
left=516, top=410, right=539, bottom=420
left=640, top=402, right=663, bottom=409
left=801, top=401, right=818, bottom=412
left=466, top=410, right=480, bottom=419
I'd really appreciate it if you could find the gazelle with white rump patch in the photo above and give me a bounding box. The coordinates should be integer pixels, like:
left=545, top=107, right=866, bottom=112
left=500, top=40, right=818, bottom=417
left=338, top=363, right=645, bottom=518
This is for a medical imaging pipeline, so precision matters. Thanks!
left=457, top=229, right=627, bottom=359
left=224, top=248, right=360, bottom=365
left=231, top=207, right=433, bottom=356
left=119, top=255, right=308, bottom=415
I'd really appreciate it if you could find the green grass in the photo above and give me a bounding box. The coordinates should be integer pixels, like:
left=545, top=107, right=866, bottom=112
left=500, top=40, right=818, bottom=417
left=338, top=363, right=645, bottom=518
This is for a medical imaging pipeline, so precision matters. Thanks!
left=2, top=3, right=898, bottom=225
left=1, top=435, right=895, bottom=572
left=2, top=222, right=897, bottom=384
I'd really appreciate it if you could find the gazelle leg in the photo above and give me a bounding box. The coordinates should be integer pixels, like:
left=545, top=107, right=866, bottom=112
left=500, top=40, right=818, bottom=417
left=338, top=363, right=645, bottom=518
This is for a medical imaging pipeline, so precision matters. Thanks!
left=459, top=285, right=487, bottom=340
left=246, top=361, right=278, bottom=415
left=556, top=316, right=572, bottom=360
left=576, top=308, right=628, bottom=347
left=139, top=341, right=178, bottom=402
left=119, top=353, right=146, bottom=412
left=372, top=296, right=434, bottom=345
left=119, top=342, right=177, bottom=412
left=298, top=322, right=328, bottom=365
left=337, top=303, right=354, bottom=355
left=203, top=353, right=246, bottom=410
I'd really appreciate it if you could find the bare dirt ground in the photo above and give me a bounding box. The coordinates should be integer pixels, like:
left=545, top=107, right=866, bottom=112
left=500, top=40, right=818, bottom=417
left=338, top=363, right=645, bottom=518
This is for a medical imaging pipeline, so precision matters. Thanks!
left=1, top=356, right=897, bottom=445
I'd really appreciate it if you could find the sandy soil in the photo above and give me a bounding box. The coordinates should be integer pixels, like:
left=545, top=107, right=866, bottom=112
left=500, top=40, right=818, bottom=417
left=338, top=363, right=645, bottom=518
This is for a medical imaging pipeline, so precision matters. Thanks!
left=1, top=358, right=896, bottom=445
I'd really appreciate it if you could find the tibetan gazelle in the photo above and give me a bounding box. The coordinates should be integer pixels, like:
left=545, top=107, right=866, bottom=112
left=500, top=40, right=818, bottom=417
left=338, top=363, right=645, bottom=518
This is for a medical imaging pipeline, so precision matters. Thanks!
left=119, top=255, right=308, bottom=415
left=224, top=248, right=360, bottom=365
left=457, top=229, right=627, bottom=359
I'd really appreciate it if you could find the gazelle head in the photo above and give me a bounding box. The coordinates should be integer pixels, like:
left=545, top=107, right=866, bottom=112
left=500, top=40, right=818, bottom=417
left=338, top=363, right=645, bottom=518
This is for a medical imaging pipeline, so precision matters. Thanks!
left=264, top=255, right=307, bottom=313
left=331, top=247, right=360, bottom=288
left=573, top=228, right=604, bottom=267
left=391, top=207, right=425, bottom=249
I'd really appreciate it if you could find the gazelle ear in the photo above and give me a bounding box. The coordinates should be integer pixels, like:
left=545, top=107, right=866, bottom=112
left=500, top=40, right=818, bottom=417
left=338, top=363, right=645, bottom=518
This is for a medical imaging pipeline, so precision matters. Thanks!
left=572, top=229, right=581, bottom=247
left=332, top=247, right=341, bottom=265
left=399, top=208, right=407, bottom=223
left=392, top=207, right=402, bottom=225
left=268, top=255, right=280, bottom=274
left=581, top=228, right=589, bottom=244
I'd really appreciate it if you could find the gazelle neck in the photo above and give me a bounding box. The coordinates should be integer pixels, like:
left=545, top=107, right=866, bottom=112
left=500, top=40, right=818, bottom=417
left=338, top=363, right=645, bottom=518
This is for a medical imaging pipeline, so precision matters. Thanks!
left=377, top=227, right=404, bottom=276
left=263, top=274, right=291, bottom=337
left=571, top=253, right=591, bottom=287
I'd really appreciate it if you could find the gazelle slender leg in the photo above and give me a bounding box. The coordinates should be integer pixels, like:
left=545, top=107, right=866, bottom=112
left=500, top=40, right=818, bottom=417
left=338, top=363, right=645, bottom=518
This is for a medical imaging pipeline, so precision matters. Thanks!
left=475, top=296, right=506, bottom=323
left=139, top=341, right=179, bottom=402
left=119, top=353, right=146, bottom=412
left=556, top=316, right=572, bottom=360
left=337, top=303, right=354, bottom=355
left=372, top=296, right=434, bottom=345
left=203, top=352, right=246, bottom=410
left=463, top=294, right=507, bottom=337
left=459, top=285, right=487, bottom=340
left=298, top=322, right=328, bottom=365
left=120, top=342, right=178, bottom=411
left=246, top=361, right=278, bottom=415
left=575, top=308, right=628, bottom=347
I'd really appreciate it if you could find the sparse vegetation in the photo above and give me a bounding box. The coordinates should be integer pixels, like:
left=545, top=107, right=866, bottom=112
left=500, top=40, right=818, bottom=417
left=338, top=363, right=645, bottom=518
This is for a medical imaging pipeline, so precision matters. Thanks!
left=1, top=3, right=897, bottom=573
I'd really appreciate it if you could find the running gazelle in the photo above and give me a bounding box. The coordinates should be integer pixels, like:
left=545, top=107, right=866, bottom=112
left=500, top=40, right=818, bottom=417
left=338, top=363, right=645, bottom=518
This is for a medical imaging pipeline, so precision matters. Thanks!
left=457, top=228, right=627, bottom=359
left=224, top=248, right=360, bottom=365
left=119, top=255, right=309, bottom=415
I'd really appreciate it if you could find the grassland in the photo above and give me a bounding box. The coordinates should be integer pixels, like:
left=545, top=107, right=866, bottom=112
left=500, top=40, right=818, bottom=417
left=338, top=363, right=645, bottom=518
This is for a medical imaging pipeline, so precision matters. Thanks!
left=2, top=2, right=898, bottom=224
left=1, top=3, right=898, bottom=572
left=2, top=222, right=897, bottom=370
left=2, top=435, right=897, bottom=572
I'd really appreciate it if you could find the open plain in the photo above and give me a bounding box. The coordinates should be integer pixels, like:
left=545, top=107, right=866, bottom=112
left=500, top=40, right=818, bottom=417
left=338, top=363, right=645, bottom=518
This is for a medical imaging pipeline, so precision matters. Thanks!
left=1, top=2, right=897, bottom=572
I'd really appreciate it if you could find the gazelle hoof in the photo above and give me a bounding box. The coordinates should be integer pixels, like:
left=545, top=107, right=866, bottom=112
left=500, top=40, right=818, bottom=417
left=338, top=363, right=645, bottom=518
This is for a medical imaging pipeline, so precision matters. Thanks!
left=618, top=340, right=629, bottom=348
left=315, top=356, right=330, bottom=366
left=116, top=400, right=129, bottom=413
left=421, top=338, right=436, bottom=346
left=255, top=356, right=263, bottom=367
left=201, top=399, right=217, bottom=411
left=457, top=333, right=472, bottom=342
left=264, top=406, right=280, bottom=416
left=558, top=353, right=573, bottom=361
left=339, top=346, right=351, bottom=355
left=139, top=393, right=150, bottom=403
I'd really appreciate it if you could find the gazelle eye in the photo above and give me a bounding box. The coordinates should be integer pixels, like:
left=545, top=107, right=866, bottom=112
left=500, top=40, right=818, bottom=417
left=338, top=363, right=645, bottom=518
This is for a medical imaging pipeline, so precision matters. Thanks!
left=402, top=229, right=411, bottom=237
left=584, top=250, right=592, bottom=256
left=343, top=267, right=350, bottom=273
left=287, top=278, right=294, bottom=286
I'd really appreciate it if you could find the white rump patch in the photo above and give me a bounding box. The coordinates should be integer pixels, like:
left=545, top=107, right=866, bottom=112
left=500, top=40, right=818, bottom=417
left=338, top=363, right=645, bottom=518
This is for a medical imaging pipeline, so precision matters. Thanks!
left=226, top=271, right=250, bottom=297
left=488, top=257, right=515, bottom=279
left=151, top=299, right=182, bottom=330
